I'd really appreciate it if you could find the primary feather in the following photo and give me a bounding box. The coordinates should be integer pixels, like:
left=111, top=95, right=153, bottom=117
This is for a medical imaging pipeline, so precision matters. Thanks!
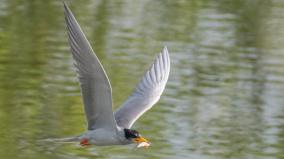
left=115, top=47, right=170, bottom=128
left=64, top=3, right=117, bottom=131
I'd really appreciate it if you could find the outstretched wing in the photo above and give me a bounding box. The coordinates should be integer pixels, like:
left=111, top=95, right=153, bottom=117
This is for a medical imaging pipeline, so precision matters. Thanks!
left=115, top=47, right=170, bottom=128
left=64, top=3, right=117, bottom=130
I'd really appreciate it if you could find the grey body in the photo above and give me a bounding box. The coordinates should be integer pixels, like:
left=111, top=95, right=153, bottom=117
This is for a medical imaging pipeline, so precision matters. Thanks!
left=63, top=3, right=170, bottom=145
left=79, top=128, right=130, bottom=145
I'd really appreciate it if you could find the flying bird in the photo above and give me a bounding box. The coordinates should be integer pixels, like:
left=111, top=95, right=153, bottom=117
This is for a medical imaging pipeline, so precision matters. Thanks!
left=62, top=3, right=170, bottom=148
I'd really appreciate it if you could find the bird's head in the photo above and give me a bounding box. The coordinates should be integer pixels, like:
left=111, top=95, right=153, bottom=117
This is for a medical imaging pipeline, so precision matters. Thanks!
left=124, top=128, right=149, bottom=144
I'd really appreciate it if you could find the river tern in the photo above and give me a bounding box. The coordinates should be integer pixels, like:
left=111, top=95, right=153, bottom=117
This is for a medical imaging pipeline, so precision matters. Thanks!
left=61, top=3, right=170, bottom=148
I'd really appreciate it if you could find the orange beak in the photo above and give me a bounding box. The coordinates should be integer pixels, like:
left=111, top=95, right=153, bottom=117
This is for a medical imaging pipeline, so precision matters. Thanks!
left=133, top=136, right=149, bottom=143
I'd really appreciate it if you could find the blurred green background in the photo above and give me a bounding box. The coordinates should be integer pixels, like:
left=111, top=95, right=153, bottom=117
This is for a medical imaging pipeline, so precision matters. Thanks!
left=0, top=0, right=284, bottom=158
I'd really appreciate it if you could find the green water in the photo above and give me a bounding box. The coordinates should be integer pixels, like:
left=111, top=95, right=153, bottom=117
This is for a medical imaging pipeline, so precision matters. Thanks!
left=0, top=0, right=284, bottom=158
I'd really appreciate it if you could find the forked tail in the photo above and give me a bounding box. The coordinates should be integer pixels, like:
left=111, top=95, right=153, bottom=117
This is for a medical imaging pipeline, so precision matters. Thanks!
left=39, top=136, right=80, bottom=143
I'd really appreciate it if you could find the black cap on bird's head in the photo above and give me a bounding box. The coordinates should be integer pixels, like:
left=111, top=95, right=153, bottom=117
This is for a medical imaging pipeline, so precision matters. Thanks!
left=124, top=129, right=140, bottom=139
left=124, top=129, right=149, bottom=144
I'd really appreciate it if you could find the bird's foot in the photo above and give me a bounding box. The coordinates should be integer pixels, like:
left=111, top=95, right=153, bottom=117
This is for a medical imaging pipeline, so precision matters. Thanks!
left=80, top=138, right=90, bottom=146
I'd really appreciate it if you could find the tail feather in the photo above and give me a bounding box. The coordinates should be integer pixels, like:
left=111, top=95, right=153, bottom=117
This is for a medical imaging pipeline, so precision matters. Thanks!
left=39, top=136, right=80, bottom=143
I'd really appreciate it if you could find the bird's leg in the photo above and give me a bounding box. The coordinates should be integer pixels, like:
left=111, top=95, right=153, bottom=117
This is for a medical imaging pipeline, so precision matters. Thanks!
left=80, top=138, right=90, bottom=146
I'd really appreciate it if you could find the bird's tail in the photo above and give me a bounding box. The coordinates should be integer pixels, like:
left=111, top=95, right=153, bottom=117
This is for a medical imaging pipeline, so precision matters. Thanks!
left=39, top=136, right=80, bottom=143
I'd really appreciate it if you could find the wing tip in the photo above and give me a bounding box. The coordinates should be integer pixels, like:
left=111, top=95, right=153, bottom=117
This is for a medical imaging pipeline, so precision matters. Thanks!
left=63, top=1, right=72, bottom=16
left=163, top=46, right=168, bottom=52
left=161, top=46, right=170, bottom=58
left=161, top=46, right=170, bottom=64
left=62, top=1, right=68, bottom=10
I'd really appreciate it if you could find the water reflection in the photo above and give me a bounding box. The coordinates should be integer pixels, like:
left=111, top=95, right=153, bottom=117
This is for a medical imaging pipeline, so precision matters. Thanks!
left=0, top=0, right=284, bottom=158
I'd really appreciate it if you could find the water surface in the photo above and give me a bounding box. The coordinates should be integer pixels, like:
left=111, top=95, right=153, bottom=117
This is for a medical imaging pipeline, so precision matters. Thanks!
left=0, top=0, right=284, bottom=158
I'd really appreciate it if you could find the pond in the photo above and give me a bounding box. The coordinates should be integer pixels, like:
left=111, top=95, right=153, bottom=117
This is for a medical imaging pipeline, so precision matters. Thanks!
left=0, top=0, right=284, bottom=158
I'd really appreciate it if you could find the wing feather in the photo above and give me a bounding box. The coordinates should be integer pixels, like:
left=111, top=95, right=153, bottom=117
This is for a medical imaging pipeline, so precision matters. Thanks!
left=115, top=47, right=170, bottom=128
left=64, top=3, right=117, bottom=130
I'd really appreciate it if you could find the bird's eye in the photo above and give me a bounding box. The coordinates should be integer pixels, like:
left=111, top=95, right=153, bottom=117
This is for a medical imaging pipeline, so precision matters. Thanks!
left=131, top=130, right=139, bottom=138
left=135, top=133, right=140, bottom=137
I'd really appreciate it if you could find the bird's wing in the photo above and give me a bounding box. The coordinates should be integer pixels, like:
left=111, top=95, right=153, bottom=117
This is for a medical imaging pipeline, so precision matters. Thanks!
left=115, top=47, right=170, bottom=128
left=64, top=3, right=117, bottom=130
